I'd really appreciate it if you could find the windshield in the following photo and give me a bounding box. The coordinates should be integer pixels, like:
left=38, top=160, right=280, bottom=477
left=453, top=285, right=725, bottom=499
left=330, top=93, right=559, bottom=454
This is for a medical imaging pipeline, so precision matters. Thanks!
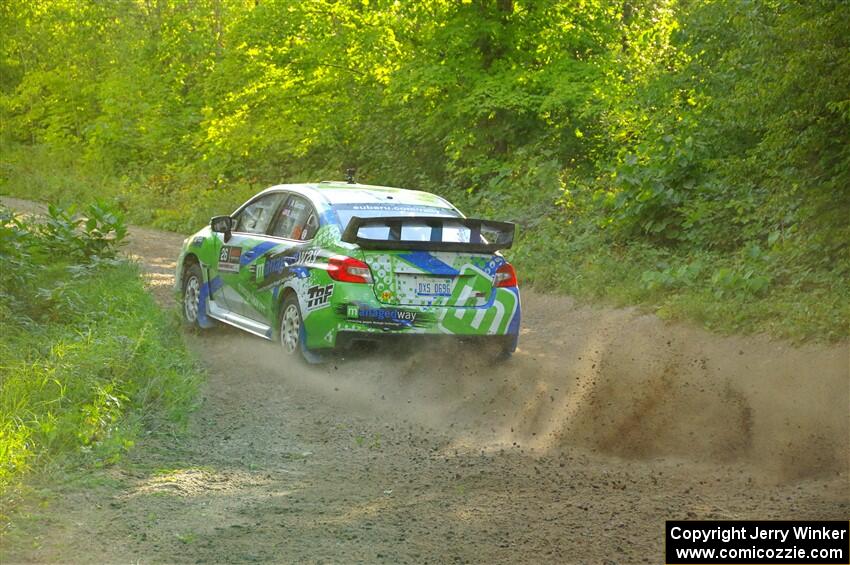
left=333, top=204, right=461, bottom=240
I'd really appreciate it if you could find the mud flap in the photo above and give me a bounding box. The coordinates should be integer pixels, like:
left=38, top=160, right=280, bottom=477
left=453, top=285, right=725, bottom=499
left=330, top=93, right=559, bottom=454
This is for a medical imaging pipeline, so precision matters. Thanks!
left=300, top=322, right=328, bottom=365
left=195, top=270, right=219, bottom=329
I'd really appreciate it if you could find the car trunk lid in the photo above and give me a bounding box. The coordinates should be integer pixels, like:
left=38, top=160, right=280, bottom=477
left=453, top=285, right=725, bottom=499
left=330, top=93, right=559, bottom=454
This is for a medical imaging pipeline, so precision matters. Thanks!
left=363, top=250, right=505, bottom=307
left=341, top=216, right=515, bottom=308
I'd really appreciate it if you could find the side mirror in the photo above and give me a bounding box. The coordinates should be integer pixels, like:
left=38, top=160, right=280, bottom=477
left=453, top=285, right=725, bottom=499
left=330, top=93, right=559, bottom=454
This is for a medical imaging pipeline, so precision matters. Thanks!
left=210, top=215, right=233, bottom=242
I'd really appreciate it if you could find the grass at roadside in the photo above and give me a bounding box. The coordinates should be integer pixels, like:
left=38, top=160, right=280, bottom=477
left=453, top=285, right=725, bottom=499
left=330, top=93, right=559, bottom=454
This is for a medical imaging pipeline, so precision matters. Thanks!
left=0, top=204, right=202, bottom=519
left=509, top=216, right=850, bottom=342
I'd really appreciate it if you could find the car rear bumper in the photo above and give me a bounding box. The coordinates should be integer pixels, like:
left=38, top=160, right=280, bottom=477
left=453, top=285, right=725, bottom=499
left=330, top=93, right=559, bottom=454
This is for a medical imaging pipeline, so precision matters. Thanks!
left=333, top=331, right=517, bottom=353
left=302, top=284, right=521, bottom=350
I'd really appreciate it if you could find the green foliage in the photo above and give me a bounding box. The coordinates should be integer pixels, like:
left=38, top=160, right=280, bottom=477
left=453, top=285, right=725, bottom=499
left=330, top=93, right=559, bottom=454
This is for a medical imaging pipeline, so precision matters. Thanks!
left=0, top=0, right=847, bottom=340
left=508, top=214, right=849, bottom=341
left=0, top=206, right=201, bottom=497
left=40, top=202, right=127, bottom=261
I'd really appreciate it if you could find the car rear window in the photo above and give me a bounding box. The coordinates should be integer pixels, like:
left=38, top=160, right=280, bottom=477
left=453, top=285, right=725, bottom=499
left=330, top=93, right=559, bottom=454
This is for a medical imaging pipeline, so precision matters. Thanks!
left=333, top=204, right=460, bottom=240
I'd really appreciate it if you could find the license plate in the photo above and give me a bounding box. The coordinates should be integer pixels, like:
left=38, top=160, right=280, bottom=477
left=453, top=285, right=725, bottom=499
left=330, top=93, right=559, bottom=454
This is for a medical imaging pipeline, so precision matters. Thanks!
left=415, top=277, right=453, bottom=297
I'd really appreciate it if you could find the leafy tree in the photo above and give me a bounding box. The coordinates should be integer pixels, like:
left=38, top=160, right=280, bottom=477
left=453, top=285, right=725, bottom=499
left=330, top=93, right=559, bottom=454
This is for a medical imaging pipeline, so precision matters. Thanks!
left=1, top=0, right=847, bottom=338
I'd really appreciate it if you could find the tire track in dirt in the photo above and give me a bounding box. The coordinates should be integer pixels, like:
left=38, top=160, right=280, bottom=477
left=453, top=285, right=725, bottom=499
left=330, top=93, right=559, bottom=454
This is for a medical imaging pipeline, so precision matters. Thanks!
left=2, top=196, right=848, bottom=564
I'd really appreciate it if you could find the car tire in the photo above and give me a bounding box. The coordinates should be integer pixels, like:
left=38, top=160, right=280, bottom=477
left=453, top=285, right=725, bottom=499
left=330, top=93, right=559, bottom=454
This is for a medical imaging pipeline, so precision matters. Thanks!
left=279, top=294, right=327, bottom=364
left=182, top=263, right=208, bottom=329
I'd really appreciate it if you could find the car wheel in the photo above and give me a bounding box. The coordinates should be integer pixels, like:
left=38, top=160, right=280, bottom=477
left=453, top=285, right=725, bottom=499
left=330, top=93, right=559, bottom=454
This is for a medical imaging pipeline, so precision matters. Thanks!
left=279, top=295, right=303, bottom=355
left=279, top=294, right=328, bottom=364
left=182, top=263, right=205, bottom=328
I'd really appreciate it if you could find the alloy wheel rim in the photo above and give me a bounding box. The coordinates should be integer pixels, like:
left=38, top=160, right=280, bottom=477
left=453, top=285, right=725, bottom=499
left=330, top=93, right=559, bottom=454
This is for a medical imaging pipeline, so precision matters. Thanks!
left=281, top=304, right=301, bottom=354
left=184, top=276, right=200, bottom=323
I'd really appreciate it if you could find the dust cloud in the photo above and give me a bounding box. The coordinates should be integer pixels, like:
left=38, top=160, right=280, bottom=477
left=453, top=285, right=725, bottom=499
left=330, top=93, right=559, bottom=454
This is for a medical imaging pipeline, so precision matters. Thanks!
left=227, top=290, right=849, bottom=483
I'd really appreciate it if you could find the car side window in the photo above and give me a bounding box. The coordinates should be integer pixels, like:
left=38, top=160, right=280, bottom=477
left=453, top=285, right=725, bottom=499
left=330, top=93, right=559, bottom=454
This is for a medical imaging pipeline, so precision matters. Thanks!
left=233, top=193, right=285, bottom=234
left=270, top=195, right=318, bottom=240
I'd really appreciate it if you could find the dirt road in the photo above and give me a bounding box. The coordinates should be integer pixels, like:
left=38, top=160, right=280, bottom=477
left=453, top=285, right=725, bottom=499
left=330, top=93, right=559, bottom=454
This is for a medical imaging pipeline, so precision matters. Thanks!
left=2, top=197, right=848, bottom=564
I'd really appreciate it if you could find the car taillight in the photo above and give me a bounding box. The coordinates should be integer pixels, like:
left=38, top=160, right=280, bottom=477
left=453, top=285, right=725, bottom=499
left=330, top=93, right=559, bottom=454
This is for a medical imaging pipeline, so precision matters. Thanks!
left=327, top=256, right=373, bottom=284
left=494, top=262, right=518, bottom=287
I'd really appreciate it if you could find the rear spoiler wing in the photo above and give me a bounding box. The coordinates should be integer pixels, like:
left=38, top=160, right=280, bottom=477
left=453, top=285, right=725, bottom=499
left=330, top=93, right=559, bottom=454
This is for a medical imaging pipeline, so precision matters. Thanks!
left=341, top=216, right=516, bottom=253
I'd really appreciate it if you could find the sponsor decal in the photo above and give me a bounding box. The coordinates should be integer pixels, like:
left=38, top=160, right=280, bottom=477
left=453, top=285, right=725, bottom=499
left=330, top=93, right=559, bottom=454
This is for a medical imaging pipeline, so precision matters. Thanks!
left=307, top=284, right=334, bottom=310
left=191, top=236, right=205, bottom=247
left=293, top=249, right=320, bottom=266
left=218, top=245, right=242, bottom=273
left=257, top=248, right=318, bottom=288
left=338, top=304, right=430, bottom=328
left=359, top=309, right=417, bottom=322
left=345, top=204, right=450, bottom=214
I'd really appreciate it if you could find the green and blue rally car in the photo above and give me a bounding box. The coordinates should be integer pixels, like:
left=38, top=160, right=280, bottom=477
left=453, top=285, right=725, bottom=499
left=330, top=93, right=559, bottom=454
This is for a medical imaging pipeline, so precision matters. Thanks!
left=175, top=181, right=521, bottom=362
